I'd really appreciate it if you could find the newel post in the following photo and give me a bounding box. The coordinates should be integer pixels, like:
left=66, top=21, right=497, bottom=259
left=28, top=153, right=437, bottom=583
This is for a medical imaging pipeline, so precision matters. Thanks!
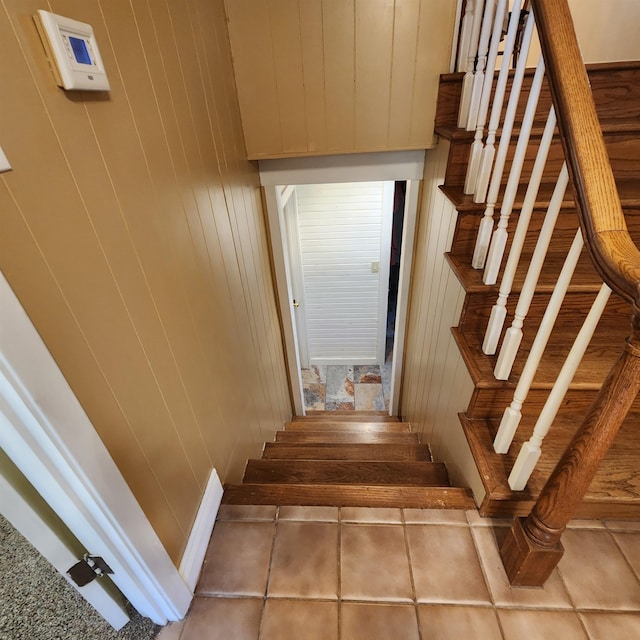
left=500, top=304, right=640, bottom=586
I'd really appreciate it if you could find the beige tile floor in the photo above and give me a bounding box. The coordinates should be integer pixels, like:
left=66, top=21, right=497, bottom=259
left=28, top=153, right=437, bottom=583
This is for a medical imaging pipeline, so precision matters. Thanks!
left=158, top=507, right=640, bottom=639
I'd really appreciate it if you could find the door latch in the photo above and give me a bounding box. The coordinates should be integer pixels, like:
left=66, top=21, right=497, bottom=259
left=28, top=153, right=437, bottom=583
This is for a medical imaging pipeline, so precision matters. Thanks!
left=67, top=554, right=114, bottom=587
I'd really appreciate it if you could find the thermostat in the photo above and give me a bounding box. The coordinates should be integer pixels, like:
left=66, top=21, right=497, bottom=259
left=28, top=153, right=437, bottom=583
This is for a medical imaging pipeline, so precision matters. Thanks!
left=34, top=10, right=110, bottom=91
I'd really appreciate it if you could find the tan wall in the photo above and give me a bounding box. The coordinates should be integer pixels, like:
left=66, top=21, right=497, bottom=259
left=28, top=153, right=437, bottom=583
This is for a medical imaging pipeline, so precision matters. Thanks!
left=0, top=0, right=291, bottom=563
left=225, top=0, right=457, bottom=160
left=400, top=141, right=484, bottom=500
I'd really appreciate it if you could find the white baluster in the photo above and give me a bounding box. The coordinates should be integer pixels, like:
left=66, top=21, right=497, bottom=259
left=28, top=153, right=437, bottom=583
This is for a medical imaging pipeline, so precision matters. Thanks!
left=467, top=1, right=520, bottom=269
left=493, top=229, right=585, bottom=453
left=475, top=12, right=536, bottom=204
left=458, top=0, right=488, bottom=127
left=494, top=164, right=570, bottom=380
left=474, top=1, right=527, bottom=204
left=508, top=283, right=613, bottom=489
left=464, top=0, right=496, bottom=132
left=464, top=0, right=506, bottom=193
left=457, top=0, right=476, bottom=72
left=483, top=54, right=545, bottom=283
left=483, top=106, right=557, bottom=354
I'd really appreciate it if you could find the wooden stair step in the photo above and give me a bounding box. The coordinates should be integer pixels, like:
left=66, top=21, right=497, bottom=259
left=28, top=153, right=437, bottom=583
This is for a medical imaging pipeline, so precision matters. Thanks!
left=262, top=442, right=433, bottom=461
left=452, top=326, right=627, bottom=391
left=275, top=430, right=420, bottom=444
left=284, top=421, right=410, bottom=433
left=459, top=413, right=640, bottom=519
left=221, top=483, right=475, bottom=509
left=243, top=460, right=449, bottom=486
left=446, top=251, right=603, bottom=295
left=299, top=411, right=400, bottom=422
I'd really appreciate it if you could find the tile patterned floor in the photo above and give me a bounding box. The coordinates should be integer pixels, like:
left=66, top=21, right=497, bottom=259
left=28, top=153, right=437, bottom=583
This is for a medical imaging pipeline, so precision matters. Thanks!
left=158, top=508, right=640, bottom=640
left=302, top=364, right=392, bottom=411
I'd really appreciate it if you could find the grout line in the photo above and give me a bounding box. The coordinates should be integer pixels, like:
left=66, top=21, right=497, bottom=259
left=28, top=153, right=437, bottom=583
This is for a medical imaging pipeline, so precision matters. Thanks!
left=257, top=513, right=280, bottom=639
left=400, top=508, right=423, bottom=639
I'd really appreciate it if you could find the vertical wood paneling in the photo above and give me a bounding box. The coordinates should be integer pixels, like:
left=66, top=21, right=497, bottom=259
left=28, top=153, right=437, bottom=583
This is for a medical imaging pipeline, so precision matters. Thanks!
left=224, top=0, right=282, bottom=155
left=401, top=142, right=481, bottom=491
left=268, top=0, right=307, bottom=154
left=0, top=0, right=290, bottom=562
left=354, top=0, right=394, bottom=149
left=225, top=0, right=457, bottom=158
left=388, top=0, right=421, bottom=146
left=322, top=0, right=356, bottom=151
left=295, top=182, right=390, bottom=363
left=299, top=0, right=327, bottom=152
left=410, top=1, right=457, bottom=146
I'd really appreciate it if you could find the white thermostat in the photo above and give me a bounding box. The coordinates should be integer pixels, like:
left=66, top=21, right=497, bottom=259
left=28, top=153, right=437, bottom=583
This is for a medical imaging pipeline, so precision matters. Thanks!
left=34, top=10, right=110, bottom=91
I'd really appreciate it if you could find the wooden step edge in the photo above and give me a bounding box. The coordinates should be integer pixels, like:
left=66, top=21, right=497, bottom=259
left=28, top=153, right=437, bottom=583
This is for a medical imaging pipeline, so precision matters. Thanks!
left=284, top=421, right=411, bottom=433
left=262, top=443, right=434, bottom=462
left=275, top=431, right=421, bottom=444
left=445, top=253, right=604, bottom=295
left=297, top=411, right=401, bottom=422
left=221, top=483, right=476, bottom=509
left=242, top=460, right=450, bottom=486
left=452, top=327, right=613, bottom=393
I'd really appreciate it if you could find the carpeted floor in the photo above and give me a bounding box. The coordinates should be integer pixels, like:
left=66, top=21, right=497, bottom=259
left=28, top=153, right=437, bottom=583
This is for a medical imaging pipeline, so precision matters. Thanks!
left=0, top=514, right=159, bottom=640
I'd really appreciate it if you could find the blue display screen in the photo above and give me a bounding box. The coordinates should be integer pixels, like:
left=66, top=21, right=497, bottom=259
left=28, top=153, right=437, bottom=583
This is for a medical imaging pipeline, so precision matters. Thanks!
left=69, top=36, right=92, bottom=65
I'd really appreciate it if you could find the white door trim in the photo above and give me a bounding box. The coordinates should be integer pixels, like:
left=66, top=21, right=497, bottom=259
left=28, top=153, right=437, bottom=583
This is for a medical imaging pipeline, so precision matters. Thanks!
left=389, top=180, right=420, bottom=414
left=264, top=187, right=306, bottom=415
left=260, top=151, right=424, bottom=416
left=0, top=272, right=192, bottom=625
left=0, top=467, right=130, bottom=630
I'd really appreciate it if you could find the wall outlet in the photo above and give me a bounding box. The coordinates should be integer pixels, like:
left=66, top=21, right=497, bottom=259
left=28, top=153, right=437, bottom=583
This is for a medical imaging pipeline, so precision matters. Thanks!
left=0, top=146, right=12, bottom=173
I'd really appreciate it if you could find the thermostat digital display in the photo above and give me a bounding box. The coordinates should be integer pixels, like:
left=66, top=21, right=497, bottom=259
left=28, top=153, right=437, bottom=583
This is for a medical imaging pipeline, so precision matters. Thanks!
left=34, top=10, right=110, bottom=91
left=68, top=36, right=92, bottom=65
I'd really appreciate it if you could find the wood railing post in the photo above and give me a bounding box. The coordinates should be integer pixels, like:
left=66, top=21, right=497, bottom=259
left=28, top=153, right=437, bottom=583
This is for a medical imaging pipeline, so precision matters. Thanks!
left=500, top=305, right=640, bottom=586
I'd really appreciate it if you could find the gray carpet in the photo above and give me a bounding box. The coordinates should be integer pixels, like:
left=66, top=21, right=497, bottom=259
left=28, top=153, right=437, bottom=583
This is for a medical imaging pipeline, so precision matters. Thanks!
left=0, top=514, right=159, bottom=640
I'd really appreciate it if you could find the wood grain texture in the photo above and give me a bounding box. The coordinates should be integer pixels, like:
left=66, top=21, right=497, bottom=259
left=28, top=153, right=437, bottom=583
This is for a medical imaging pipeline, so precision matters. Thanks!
left=532, top=0, right=640, bottom=304
left=0, top=0, right=291, bottom=561
left=262, top=443, right=432, bottom=461
left=225, top=0, right=456, bottom=158
left=222, top=484, right=475, bottom=508
left=243, top=460, right=450, bottom=486
left=284, top=421, right=410, bottom=433
left=275, top=430, right=420, bottom=444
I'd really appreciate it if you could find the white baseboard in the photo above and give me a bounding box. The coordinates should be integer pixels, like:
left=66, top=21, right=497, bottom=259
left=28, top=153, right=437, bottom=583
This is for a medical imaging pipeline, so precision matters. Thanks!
left=178, top=469, right=223, bottom=593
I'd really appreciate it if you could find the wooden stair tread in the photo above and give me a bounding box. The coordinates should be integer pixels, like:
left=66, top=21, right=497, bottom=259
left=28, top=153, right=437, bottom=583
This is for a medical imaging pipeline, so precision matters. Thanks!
left=440, top=179, right=640, bottom=212
left=243, top=460, right=449, bottom=486
left=221, top=484, right=475, bottom=509
left=446, top=252, right=603, bottom=295
left=284, top=421, right=410, bottom=433
left=262, top=443, right=433, bottom=461
left=459, top=414, right=640, bottom=519
left=275, top=430, right=420, bottom=444
left=299, top=411, right=400, bottom=422
left=452, top=326, right=627, bottom=390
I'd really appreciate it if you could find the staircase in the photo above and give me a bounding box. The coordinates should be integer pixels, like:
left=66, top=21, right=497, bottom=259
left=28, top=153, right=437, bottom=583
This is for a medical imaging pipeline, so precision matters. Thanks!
left=435, top=61, right=640, bottom=520
left=223, top=412, right=475, bottom=509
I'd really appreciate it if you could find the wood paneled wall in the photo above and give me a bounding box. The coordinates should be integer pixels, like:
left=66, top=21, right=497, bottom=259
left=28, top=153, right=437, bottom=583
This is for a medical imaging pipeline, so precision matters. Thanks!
left=0, top=0, right=290, bottom=563
left=400, top=141, right=484, bottom=498
left=225, top=0, right=457, bottom=159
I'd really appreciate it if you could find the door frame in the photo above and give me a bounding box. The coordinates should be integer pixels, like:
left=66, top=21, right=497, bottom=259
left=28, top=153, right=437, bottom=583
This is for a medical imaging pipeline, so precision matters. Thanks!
left=260, top=151, right=425, bottom=416
left=0, top=272, right=192, bottom=625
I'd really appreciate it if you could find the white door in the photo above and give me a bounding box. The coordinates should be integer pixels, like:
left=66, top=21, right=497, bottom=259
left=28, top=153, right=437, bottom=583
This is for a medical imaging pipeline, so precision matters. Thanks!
left=294, top=181, right=394, bottom=365
left=0, top=450, right=129, bottom=629
left=0, top=272, right=191, bottom=626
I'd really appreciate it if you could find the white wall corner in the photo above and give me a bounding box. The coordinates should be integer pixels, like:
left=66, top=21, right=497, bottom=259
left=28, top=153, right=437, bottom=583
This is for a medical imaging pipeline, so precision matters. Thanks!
left=178, top=469, right=223, bottom=593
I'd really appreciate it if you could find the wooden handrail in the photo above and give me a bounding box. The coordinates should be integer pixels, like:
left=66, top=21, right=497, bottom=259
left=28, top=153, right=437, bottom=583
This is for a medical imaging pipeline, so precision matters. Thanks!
left=531, top=0, right=640, bottom=305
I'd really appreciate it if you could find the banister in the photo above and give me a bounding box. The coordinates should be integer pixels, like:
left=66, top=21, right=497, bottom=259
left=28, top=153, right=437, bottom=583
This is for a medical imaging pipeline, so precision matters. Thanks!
left=497, top=0, right=640, bottom=587
left=531, top=0, right=640, bottom=305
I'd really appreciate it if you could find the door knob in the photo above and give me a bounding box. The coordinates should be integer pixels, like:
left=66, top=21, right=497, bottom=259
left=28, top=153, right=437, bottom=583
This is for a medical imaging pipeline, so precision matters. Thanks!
left=293, top=300, right=300, bottom=308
